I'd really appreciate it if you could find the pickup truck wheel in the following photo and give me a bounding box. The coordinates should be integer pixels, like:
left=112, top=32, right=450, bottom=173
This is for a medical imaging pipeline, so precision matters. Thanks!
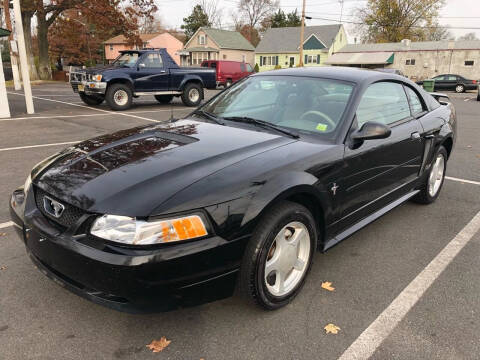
left=106, top=84, right=133, bottom=111
left=226, top=79, right=232, bottom=87
left=181, top=83, right=203, bottom=107
left=79, top=93, right=104, bottom=106
left=154, top=95, right=173, bottom=104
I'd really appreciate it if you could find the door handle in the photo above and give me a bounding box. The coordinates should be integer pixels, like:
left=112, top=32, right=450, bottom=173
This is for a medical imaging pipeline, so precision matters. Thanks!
left=411, top=132, right=421, bottom=140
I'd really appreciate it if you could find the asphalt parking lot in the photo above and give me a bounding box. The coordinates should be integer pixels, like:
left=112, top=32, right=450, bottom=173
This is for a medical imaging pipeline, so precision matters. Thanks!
left=1, top=83, right=479, bottom=360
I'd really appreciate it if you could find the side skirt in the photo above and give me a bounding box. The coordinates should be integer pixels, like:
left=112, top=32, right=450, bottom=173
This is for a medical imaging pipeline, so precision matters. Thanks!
left=322, top=190, right=420, bottom=251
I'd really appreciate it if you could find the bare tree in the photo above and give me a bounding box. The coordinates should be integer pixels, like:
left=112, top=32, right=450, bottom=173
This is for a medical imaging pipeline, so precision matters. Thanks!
left=238, top=0, right=279, bottom=39
left=458, top=32, right=479, bottom=41
left=139, top=13, right=164, bottom=33
left=197, top=0, right=223, bottom=28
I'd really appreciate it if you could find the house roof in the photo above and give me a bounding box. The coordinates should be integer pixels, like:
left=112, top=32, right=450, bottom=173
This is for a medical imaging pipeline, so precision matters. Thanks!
left=104, top=33, right=163, bottom=44
left=338, top=40, right=480, bottom=53
left=326, top=51, right=394, bottom=65
left=198, top=28, right=254, bottom=51
left=0, top=27, right=11, bottom=38
left=255, top=25, right=342, bottom=53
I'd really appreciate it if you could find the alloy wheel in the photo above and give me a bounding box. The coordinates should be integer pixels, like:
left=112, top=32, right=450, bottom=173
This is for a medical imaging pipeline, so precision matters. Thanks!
left=264, top=221, right=311, bottom=297
left=428, top=153, right=445, bottom=197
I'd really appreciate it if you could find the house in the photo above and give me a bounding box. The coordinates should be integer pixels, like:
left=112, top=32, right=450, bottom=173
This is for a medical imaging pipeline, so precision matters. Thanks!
left=180, top=27, right=255, bottom=66
left=255, top=25, right=347, bottom=71
left=104, top=32, right=183, bottom=64
left=325, top=39, right=480, bottom=81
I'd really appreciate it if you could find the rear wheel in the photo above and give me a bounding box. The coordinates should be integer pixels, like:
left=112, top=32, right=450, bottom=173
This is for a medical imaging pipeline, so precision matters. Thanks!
left=226, top=79, right=233, bottom=87
left=455, top=84, right=465, bottom=93
left=181, top=83, right=203, bottom=107
left=412, top=146, right=447, bottom=204
left=154, top=95, right=173, bottom=104
left=238, top=201, right=316, bottom=310
left=79, top=93, right=104, bottom=106
left=105, top=83, right=133, bottom=111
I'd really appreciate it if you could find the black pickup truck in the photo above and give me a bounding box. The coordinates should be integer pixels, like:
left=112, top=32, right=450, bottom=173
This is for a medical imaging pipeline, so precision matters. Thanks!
left=69, top=48, right=216, bottom=110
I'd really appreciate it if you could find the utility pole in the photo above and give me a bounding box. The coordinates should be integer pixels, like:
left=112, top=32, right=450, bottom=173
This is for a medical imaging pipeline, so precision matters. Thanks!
left=2, top=0, right=21, bottom=90
left=299, top=0, right=306, bottom=66
left=339, top=0, right=344, bottom=24
left=12, top=0, right=34, bottom=114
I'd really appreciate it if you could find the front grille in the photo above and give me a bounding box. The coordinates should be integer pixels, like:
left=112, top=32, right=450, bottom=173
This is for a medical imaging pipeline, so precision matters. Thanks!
left=34, top=187, right=87, bottom=229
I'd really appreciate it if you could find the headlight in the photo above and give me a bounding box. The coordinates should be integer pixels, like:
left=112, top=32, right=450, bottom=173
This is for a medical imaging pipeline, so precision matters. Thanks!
left=24, top=174, right=32, bottom=193
left=93, top=74, right=102, bottom=82
left=90, top=214, right=208, bottom=245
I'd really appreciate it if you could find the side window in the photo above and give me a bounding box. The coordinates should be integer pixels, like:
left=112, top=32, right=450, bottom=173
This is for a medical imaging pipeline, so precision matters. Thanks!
left=447, top=75, right=457, bottom=81
left=434, top=75, right=445, bottom=81
left=246, top=64, right=253, bottom=72
left=143, top=53, right=163, bottom=68
left=357, top=82, right=411, bottom=127
left=240, top=63, right=246, bottom=72
left=405, top=86, right=425, bottom=116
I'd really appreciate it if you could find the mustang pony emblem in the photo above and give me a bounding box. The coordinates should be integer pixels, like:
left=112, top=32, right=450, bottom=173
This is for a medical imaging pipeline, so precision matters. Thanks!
left=43, top=196, right=65, bottom=218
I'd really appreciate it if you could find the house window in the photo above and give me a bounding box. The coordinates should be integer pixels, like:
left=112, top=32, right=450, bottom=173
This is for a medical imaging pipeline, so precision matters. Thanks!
left=262, top=56, right=278, bottom=66
left=199, top=35, right=206, bottom=45
left=223, top=54, right=227, bottom=59
left=465, top=60, right=475, bottom=66
left=406, top=59, right=416, bottom=65
left=109, top=45, right=113, bottom=51
left=242, top=54, right=246, bottom=62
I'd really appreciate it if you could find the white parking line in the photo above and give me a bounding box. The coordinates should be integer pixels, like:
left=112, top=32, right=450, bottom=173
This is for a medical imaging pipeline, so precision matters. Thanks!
left=0, top=141, right=79, bottom=152
left=339, top=210, right=480, bottom=360
left=0, top=108, right=191, bottom=122
left=8, top=92, right=170, bottom=123
left=446, top=176, right=480, bottom=186
left=0, top=221, right=14, bottom=229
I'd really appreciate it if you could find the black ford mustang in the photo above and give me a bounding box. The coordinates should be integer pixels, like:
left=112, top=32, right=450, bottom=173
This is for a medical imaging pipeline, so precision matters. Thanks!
left=10, top=67, right=456, bottom=312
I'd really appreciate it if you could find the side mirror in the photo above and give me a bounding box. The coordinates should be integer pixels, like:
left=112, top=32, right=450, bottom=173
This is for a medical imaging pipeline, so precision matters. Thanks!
left=138, top=63, right=146, bottom=69
left=350, top=122, right=391, bottom=148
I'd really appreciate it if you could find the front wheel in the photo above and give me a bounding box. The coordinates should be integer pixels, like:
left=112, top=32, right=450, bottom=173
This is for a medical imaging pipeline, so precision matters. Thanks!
left=412, top=146, right=447, bottom=204
left=79, top=93, right=104, bottom=106
left=105, top=83, right=133, bottom=111
left=455, top=84, right=465, bottom=93
left=238, top=201, right=316, bottom=310
left=181, top=83, right=203, bottom=107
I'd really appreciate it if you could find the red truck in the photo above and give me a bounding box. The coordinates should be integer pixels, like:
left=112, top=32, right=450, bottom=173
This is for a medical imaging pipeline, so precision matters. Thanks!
left=201, top=60, right=254, bottom=88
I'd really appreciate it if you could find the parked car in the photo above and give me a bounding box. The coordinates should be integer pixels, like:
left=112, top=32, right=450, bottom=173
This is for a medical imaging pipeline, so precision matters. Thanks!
left=69, top=49, right=216, bottom=110
left=477, top=83, right=480, bottom=101
left=11, top=67, right=456, bottom=312
left=417, top=74, right=478, bottom=93
left=374, top=68, right=406, bottom=77
left=201, top=60, right=254, bottom=87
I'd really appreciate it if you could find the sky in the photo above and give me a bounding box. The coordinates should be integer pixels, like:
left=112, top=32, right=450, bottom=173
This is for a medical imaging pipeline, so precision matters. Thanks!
left=155, top=0, right=480, bottom=41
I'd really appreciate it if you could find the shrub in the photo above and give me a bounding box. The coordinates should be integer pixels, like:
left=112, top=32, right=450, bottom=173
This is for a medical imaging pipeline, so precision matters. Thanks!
left=274, top=64, right=281, bottom=70
left=254, top=63, right=259, bottom=72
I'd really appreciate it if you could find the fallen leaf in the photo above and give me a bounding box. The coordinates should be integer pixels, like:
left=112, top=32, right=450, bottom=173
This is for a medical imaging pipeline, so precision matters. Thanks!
left=321, top=281, right=335, bottom=291
left=146, top=337, right=171, bottom=353
left=0, top=266, right=6, bottom=270
left=324, top=323, right=341, bottom=334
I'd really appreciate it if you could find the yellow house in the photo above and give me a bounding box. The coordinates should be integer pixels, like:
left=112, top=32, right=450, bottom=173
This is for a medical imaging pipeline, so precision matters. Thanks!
left=255, top=25, right=347, bottom=71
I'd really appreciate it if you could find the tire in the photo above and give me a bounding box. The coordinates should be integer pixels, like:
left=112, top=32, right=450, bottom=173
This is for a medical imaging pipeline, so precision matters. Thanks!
left=154, top=95, right=173, bottom=104
left=455, top=84, right=465, bottom=93
left=79, top=93, right=104, bottom=106
left=238, top=201, right=317, bottom=310
left=477, top=93, right=480, bottom=102
left=181, top=83, right=203, bottom=107
left=105, top=83, right=133, bottom=111
left=226, top=79, right=232, bottom=87
left=412, top=146, right=448, bottom=204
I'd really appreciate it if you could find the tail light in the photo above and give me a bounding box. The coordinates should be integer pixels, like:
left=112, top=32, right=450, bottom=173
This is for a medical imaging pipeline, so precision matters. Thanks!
left=473, top=80, right=477, bottom=84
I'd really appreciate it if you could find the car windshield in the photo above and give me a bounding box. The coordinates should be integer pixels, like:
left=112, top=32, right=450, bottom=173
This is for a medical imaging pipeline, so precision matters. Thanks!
left=200, top=75, right=354, bottom=138
left=112, top=53, right=140, bottom=67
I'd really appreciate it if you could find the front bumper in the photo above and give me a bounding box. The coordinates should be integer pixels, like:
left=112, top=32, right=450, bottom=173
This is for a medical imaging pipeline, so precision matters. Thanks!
left=10, top=187, right=247, bottom=313
left=70, top=81, right=107, bottom=95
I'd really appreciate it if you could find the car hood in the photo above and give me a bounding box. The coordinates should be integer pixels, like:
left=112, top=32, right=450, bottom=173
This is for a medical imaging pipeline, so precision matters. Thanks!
left=34, top=119, right=296, bottom=217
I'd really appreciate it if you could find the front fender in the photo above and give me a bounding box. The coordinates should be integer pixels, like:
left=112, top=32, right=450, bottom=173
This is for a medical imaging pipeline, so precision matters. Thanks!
left=241, top=171, right=330, bottom=227
left=104, top=74, right=134, bottom=88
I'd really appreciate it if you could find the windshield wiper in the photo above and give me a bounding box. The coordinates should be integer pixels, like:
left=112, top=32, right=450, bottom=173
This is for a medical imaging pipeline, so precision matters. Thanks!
left=222, top=116, right=299, bottom=139
left=193, top=110, right=225, bottom=125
